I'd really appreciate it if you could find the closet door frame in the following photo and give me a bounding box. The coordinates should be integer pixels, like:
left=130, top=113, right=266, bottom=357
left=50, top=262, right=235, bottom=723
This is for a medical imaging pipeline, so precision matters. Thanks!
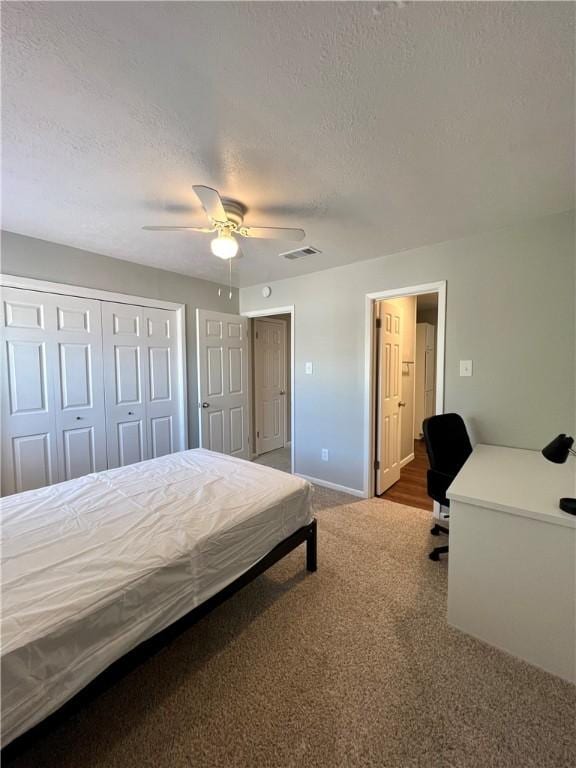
left=0, top=275, right=188, bottom=455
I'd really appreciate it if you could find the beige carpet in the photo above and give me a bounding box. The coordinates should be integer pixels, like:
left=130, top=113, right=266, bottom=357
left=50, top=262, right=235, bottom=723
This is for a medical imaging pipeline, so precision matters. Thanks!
left=7, top=488, right=576, bottom=768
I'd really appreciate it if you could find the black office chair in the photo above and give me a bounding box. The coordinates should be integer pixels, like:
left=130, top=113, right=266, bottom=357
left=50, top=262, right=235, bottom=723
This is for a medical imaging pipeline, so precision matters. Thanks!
left=422, top=413, right=472, bottom=561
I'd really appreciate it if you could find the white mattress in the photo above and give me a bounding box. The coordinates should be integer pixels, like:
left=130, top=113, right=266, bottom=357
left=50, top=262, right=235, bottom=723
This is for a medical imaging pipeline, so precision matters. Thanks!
left=1, top=449, right=312, bottom=746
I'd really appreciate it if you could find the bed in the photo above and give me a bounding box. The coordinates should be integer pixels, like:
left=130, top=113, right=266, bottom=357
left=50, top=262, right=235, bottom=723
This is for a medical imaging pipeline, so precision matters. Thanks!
left=1, top=448, right=315, bottom=748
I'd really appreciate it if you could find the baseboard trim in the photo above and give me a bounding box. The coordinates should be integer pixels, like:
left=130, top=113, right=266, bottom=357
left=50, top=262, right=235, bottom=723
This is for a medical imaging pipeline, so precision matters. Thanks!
left=296, top=473, right=366, bottom=498
left=400, top=452, right=415, bottom=469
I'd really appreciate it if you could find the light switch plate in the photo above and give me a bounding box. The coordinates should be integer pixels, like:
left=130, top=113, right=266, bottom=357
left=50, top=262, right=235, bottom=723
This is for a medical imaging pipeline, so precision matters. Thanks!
left=321, top=448, right=329, bottom=461
left=305, top=362, right=313, bottom=375
left=460, top=360, right=473, bottom=377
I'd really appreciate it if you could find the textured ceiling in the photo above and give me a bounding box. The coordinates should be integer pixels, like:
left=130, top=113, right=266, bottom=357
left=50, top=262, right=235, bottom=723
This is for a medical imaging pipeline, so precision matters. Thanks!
left=2, top=2, right=574, bottom=287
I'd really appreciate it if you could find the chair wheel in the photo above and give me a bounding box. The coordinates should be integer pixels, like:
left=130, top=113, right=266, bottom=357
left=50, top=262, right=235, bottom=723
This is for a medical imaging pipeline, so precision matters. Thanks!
left=429, top=550, right=440, bottom=561
left=430, top=525, right=441, bottom=536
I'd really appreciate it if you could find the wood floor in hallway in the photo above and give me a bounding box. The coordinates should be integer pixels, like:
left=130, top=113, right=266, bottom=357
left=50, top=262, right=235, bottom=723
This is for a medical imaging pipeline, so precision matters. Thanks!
left=380, top=439, right=432, bottom=511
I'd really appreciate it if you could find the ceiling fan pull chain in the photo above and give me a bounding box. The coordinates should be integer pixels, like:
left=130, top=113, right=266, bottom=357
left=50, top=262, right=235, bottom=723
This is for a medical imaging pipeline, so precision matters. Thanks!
left=228, top=258, right=233, bottom=300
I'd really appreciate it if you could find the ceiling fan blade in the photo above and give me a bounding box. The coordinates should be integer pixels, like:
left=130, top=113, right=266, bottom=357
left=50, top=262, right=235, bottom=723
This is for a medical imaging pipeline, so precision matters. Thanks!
left=192, top=185, right=228, bottom=223
left=142, top=226, right=215, bottom=232
left=243, top=226, right=305, bottom=241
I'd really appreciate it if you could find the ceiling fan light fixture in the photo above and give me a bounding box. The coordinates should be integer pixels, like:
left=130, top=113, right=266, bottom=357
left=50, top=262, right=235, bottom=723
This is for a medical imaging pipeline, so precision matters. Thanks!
left=210, top=232, right=239, bottom=260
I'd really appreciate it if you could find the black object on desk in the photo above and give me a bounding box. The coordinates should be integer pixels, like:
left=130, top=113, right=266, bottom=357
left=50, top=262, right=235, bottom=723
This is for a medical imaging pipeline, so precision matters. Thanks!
left=542, top=434, right=576, bottom=516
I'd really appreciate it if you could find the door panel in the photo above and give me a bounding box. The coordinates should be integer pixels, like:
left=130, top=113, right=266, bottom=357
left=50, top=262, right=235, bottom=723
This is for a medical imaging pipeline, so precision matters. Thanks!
left=7, top=341, right=48, bottom=414
left=144, top=307, right=182, bottom=457
left=53, top=294, right=107, bottom=480
left=425, top=349, right=435, bottom=391
left=4, top=299, right=44, bottom=330
left=103, top=302, right=147, bottom=468
left=62, top=426, right=96, bottom=479
left=114, top=346, right=142, bottom=404
left=57, top=306, right=90, bottom=332
left=254, top=318, right=286, bottom=454
left=229, top=406, right=245, bottom=454
left=197, top=309, right=250, bottom=459
left=228, top=347, right=243, bottom=394
left=208, top=409, right=225, bottom=453
left=207, top=347, right=224, bottom=396
left=12, top=433, right=54, bottom=492
left=149, top=348, right=171, bottom=401
left=150, top=415, right=173, bottom=458
left=376, top=301, right=403, bottom=495
left=59, top=344, right=92, bottom=409
left=117, top=420, right=145, bottom=466
left=1, top=289, right=59, bottom=494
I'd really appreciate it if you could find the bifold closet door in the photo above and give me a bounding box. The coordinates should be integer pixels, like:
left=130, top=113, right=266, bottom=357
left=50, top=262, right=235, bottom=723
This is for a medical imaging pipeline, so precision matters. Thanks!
left=145, top=307, right=183, bottom=459
left=102, top=302, right=183, bottom=468
left=103, top=302, right=148, bottom=468
left=1, top=288, right=106, bottom=494
left=52, top=293, right=107, bottom=481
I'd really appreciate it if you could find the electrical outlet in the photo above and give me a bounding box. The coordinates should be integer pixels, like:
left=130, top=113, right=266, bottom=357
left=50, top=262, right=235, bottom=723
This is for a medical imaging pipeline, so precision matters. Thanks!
left=459, top=360, right=473, bottom=377
left=305, top=362, right=313, bottom=375
left=321, top=448, right=329, bottom=462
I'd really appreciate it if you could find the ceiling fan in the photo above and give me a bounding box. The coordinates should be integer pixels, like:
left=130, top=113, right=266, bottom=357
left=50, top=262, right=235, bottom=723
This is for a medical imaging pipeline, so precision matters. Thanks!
left=143, top=185, right=306, bottom=260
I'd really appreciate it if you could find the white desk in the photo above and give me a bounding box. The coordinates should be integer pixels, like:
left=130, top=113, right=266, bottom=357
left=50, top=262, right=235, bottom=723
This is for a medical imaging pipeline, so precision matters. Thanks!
left=447, top=445, right=576, bottom=682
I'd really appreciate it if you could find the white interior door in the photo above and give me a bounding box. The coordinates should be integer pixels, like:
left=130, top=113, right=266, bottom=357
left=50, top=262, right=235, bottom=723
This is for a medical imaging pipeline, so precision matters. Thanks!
left=254, top=318, right=286, bottom=454
left=53, top=293, right=107, bottom=480
left=376, top=301, right=403, bottom=495
left=144, top=307, right=183, bottom=458
left=1, top=288, right=60, bottom=494
left=196, top=309, right=250, bottom=459
left=102, top=302, right=148, bottom=468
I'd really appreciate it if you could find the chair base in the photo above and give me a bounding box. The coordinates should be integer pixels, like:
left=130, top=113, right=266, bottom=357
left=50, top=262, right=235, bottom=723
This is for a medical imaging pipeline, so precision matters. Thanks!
left=430, top=523, right=449, bottom=536
left=429, top=545, right=449, bottom=561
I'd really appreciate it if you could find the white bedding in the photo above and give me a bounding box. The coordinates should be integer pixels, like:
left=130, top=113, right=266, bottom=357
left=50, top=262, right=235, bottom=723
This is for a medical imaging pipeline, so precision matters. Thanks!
left=1, top=449, right=312, bottom=746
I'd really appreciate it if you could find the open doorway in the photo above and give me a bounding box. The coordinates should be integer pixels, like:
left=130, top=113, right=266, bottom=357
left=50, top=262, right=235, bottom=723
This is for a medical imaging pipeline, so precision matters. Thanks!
left=364, top=282, right=446, bottom=515
left=242, top=307, right=295, bottom=474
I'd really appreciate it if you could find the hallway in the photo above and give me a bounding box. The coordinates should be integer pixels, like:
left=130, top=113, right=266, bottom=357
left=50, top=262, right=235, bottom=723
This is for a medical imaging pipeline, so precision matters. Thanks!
left=252, top=447, right=291, bottom=474
left=380, top=440, right=432, bottom=511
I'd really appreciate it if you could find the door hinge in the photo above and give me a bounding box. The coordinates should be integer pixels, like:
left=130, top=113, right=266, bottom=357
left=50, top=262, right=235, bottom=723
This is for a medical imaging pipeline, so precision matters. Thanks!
left=257, top=431, right=260, bottom=438
left=255, top=331, right=259, bottom=339
left=374, top=459, right=380, bottom=470
left=375, top=318, right=382, bottom=329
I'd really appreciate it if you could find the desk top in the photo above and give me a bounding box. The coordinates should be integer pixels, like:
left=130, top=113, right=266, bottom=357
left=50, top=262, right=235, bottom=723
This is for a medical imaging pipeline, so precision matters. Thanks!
left=447, top=445, right=576, bottom=529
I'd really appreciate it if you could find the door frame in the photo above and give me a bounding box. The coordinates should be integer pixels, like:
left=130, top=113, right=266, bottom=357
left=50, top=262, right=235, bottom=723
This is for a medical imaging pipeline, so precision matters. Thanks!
left=364, top=281, right=446, bottom=510
left=242, top=306, right=295, bottom=474
left=0, top=274, right=188, bottom=451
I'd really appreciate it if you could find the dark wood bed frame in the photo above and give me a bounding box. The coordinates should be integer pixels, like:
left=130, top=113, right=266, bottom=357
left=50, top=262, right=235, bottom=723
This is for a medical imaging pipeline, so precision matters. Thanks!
left=2, top=518, right=317, bottom=762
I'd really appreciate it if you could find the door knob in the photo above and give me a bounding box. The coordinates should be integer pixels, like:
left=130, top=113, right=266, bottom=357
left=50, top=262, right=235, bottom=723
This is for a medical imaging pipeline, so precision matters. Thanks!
left=202, top=402, right=210, bottom=409
left=398, top=401, right=406, bottom=407
left=128, top=411, right=134, bottom=416
left=280, top=390, right=286, bottom=395
left=76, top=416, right=83, bottom=420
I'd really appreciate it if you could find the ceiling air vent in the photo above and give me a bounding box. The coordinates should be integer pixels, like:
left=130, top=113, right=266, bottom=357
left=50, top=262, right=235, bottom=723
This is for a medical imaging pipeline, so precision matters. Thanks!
left=281, top=246, right=321, bottom=261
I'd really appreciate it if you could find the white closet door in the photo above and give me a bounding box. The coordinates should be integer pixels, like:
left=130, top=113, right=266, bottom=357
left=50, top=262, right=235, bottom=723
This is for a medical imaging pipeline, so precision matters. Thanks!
left=144, top=307, right=182, bottom=458
left=102, top=302, right=148, bottom=468
left=53, top=294, right=107, bottom=480
left=1, top=288, right=59, bottom=494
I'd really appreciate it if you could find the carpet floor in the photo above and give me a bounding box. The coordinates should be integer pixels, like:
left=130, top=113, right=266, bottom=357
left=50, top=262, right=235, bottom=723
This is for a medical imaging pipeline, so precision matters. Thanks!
left=7, top=488, right=576, bottom=768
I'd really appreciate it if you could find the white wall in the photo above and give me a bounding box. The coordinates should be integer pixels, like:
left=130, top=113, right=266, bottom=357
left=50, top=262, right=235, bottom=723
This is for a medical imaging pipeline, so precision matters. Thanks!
left=240, top=211, right=575, bottom=494
left=0, top=230, right=240, bottom=447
